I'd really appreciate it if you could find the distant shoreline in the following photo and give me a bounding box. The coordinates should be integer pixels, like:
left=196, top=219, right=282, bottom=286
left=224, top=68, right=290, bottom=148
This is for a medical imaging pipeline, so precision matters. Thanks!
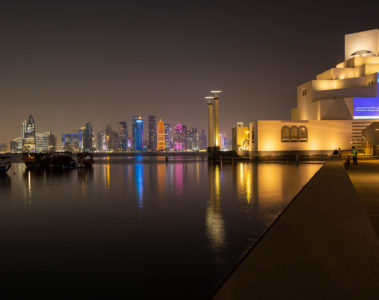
left=5, top=151, right=207, bottom=162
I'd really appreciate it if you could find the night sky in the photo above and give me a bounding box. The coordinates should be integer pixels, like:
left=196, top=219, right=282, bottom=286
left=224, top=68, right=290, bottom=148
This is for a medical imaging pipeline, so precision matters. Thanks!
left=1, top=0, right=378, bottom=144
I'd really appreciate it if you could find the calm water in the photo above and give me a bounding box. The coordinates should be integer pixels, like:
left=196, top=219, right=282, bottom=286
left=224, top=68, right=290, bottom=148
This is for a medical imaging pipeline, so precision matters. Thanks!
left=0, top=157, right=321, bottom=298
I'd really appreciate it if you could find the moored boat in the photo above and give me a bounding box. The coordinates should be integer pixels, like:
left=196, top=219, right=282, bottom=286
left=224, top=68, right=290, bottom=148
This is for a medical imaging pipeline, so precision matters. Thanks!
left=22, top=153, right=50, bottom=169
left=0, top=156, right=11, bottom=173
left=77, top=152, right=94, bottom=168
left=49, top=151, right=74, bottom=169
left=22, top=151, right=76, bottom=169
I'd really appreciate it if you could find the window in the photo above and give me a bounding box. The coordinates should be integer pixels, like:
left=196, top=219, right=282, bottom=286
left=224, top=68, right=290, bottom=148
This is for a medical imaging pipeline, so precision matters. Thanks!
left=290, top=126, right=299, bottom=142
left=281, top=126, right=290, bottom=142
left=302, top=89, right=307, bottom=96
left=299, top=126, right=308, bottom=142
left=281, top=125, right=308, bottom=143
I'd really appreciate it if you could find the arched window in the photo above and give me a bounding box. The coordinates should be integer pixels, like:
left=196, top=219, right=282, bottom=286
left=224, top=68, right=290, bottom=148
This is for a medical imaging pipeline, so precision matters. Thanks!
left=281, top=126, right=290, bottom=142
left=299, top=126, right=308, bottom=142
left=290, top=126, right=299, bottom=142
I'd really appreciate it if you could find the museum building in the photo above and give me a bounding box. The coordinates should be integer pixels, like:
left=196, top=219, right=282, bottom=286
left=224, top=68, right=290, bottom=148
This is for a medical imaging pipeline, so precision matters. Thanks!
left=245, top=29, right=379, bottom=156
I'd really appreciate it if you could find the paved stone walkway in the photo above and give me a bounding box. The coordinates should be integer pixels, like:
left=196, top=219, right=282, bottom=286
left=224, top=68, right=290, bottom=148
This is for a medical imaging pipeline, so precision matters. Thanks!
left=213, top=158, right=379, bottom=299
left=347, top=159, right=379, bottom=238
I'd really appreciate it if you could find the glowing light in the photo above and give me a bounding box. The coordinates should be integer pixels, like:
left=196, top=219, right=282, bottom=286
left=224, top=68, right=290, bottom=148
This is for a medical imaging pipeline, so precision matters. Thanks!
left=106, top=163, right=110, bottom=189
left=135, top=163, right=144, bottom=208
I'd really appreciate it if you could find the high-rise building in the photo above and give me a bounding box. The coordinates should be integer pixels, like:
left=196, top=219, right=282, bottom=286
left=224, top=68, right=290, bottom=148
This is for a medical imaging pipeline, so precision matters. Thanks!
left=156, top=119, right=165, bottom=151
left=132, top=115, right=144, bottom=151
left=23, top=114, right=36, bottom=152
left=181, top=125, right=188, bottom=151
left=198, top=129, right=207, bottom=150
left=188, top=128, right=198, bottom=151
left=97, top=131, right=108, bottom=151
left=118, top=121, right=128, bottom=151
left=174, top=123, right=184, bottom=151
left=61, top=133, right=82, bottom=151
left=164, top=123, right=171, bottom=151
left=36, top=133, right=47, bottom=152
left=83, top=123, right=93, bottom=151
left=45, top=131, right=57, bottom=151
left=10, top=137, right=24, bottom=153
left=148, top=115, right=156, bottom=151
left=0, top=143, right=7, bottom=153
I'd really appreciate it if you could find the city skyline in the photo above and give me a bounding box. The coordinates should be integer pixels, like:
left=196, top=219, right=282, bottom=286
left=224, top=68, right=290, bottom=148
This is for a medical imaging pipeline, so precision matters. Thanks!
left=9, top=113, right=215, bottom=152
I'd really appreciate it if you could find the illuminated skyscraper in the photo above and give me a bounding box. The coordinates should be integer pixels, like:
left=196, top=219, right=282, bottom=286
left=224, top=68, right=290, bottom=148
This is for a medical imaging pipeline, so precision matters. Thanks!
left=181, top=125, right=188, bottom=151
left=22, top=114, right=36, bottom=152
left=174, top=123, right=184, bottom=151
left=156, top=119, right=165, bottom=151
left=164, top=123, right=171, bottom=151
left=148, top=115, right=156, bottom=151
left=118, top=121, right=128, bottom=151
left=97, top=131, right=108, bottom=151
left=132, top=115, right=144, bottom=151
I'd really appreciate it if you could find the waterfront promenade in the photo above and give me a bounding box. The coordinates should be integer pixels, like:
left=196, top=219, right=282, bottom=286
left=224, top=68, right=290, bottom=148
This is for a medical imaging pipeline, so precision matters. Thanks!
left=347, top=159, right=379, bottom=237
left=213, top=157, right=379, bottom=299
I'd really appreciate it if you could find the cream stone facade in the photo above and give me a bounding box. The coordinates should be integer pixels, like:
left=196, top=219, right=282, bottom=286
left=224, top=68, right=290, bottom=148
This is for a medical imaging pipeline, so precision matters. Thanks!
left=249, top=120, right=353, bottom=153
left=245, top=29, right=379, bottom=155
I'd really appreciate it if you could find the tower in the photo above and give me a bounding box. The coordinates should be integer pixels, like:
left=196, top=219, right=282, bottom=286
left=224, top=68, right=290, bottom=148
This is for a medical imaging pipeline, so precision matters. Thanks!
left=164, top=123, right=171, bottom=151
left=118, top=121, right=128, bottom=151
left=132, top=115, right=144, bottom=151
left=83, top=122, right=93, bottom=151
left=23, top=114, right=36, bottom=152
left=148, top=115, right=156, bottom=151
left=206, top=97, right=214, bottom=148
left=211, top=90, right=222, bottom=148
left=156, top=119, right=165, bottom=151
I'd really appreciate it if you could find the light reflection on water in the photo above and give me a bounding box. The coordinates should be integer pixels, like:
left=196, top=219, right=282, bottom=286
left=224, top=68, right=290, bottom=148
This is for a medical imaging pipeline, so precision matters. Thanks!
left=0, top=157, right=321, bottom=298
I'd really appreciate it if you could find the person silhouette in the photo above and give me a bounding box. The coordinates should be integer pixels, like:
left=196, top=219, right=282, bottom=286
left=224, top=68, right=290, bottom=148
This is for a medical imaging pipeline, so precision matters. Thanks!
left=352, top=146, right=358, bottom=167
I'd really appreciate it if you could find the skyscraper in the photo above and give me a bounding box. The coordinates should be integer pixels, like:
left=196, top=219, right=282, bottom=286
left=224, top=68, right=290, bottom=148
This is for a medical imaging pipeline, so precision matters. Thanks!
left=83, top=123, right=93, bottom=151
left=174, top=123, right=184, bottom=151
left=164, top=123, right=171, bottom=151
left=97, top=131, right=108, bottom=151
left=148, top=115, right=156, bottom=151
left=132, top=115, right=143, bottom=151
left=198, top=129, right=207, bottom=150
left=181, top=125, right=188, bottom=151
left=188, top=128, right=198, bottom=151
left=156, top=119, right=165, bottom=151
left=118, top=121, right=128, bottom=151
left=23, top=114, right=36, bottom=152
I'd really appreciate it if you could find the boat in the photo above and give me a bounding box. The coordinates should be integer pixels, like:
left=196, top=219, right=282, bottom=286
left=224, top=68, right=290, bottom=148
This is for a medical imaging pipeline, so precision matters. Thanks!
left=0, top=156, right=11, bottom=173
left=22, top=151, right=76, bottom=169
left=22, top=153, right=50, bottom=169
left=49, top=151, right=75, bottom=169
left=77, top=152, right=94, bottom=168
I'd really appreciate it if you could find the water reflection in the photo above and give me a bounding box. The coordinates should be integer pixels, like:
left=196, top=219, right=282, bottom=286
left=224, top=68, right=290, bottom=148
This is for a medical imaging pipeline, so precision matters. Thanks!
left=174, top=163, right=183, bottom=196
left=23, top=170, right=33, bottom=208
left=206, top=163, right=226, bottom=259
left=0, top=160, right=321, bottom=297
left=77, top=168, right=93, bottom=195
left=106, top=163, right=111, bottom=189
left=134, top=160, right=144, bottom=209
left=157, top=163, right=166, bottom=196
left=0, top=174, right=11, bottom=194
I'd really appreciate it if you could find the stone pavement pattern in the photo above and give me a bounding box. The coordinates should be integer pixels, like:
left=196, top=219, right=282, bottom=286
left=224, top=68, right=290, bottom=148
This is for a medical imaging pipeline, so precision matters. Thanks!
left=213, top=159, right=379, bottom=299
